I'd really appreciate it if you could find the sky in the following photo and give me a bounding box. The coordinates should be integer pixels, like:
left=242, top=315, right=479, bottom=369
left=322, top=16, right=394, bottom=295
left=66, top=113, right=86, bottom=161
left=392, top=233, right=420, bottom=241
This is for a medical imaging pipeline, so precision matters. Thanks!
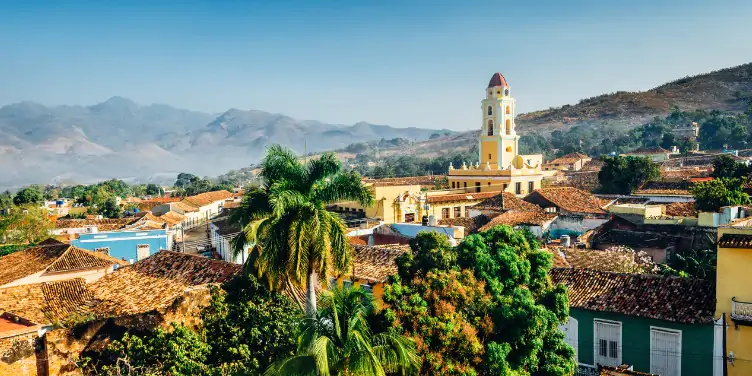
left=1, top=0, right=751, bottom=131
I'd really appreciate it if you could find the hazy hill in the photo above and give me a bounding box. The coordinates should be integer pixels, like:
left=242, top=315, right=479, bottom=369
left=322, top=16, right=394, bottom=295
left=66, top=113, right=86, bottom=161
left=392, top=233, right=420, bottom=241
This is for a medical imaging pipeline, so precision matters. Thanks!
left=364, top=62, right=752, bottom=160
left=0, top=98, right=449, bottom=189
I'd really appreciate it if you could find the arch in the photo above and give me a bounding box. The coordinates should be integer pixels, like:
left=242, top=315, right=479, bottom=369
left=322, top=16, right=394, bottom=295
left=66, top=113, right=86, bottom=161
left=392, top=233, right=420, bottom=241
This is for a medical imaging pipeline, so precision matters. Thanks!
left=506, top=119, right=512, bottom=135
left=505, top=146, right=512, bottom=152
left=504, top=89, right=509, bottom=96
left=487, top=119, right=494, bottom=136
left=487, top=106, right=493, bottom=116
left=506, top=105, right=511, bottom=115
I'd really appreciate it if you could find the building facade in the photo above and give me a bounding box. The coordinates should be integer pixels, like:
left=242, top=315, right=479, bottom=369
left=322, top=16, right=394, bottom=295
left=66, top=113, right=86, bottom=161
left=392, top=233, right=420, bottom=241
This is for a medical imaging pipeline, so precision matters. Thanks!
left=71, top=229, right=170, bottom=264
left=448, top=73, right=546, bottom=195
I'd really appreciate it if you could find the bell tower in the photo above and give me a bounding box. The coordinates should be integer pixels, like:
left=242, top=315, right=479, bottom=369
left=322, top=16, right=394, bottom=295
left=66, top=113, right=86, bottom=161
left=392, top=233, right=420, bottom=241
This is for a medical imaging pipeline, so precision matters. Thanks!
left=480, top=72, right=518, bottom=169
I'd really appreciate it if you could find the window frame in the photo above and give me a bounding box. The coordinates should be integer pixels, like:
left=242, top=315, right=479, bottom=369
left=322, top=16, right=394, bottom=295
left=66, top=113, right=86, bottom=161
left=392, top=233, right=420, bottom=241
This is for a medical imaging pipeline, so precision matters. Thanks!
left=593, top=319, right=622, bottom=367
left=441, top=208, right=450, bottom=219
left=515, top=182, right=521, bottom=195
left=454, top=206, right=461, bottom=218
left=649, top=326, right=682, bottom=376
left=528, top=181, right=534, bottom=193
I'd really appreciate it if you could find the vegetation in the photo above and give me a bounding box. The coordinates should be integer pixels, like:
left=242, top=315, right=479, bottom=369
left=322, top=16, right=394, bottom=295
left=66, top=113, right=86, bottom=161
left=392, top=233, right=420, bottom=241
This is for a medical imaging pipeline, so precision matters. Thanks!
left=172, top=173, right=235, bottom=197
left=13, top=186, right=43, bottom=205
left=597, top=156, right=660, bottom=194
left=87, top=273, right=300, bottom=376
left=0, top=206, right=54, bottom=244
left=231, top=145, right=374, bottom=316
left=352, top=146, right=478, bottom=179
left=660, top=248, right=717, bottom=282
left=691, top=178, right=750, bottom=212
left=382, top=229, right=575, bottom=375
left=712, top=155, right=751, bottom=180
left=266, top=286, right=418, bottom=376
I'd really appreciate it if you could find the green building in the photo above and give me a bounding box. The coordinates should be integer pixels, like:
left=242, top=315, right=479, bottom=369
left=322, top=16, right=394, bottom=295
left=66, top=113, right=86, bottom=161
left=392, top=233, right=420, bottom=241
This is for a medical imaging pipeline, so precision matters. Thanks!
left=551, top=268, right=719, bottom=376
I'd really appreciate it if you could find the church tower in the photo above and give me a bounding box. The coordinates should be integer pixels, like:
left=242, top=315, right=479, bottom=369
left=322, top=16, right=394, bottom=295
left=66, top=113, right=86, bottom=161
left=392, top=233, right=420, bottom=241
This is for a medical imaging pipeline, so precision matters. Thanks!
left=480, top=72, right=518, bottom=169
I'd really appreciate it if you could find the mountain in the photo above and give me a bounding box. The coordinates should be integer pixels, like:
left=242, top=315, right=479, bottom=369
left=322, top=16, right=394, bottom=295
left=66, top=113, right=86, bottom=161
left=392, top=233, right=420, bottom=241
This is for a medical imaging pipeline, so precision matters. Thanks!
left=0, top=98, right=450, bottom=189
left=360, top=62, right=752, bottom=160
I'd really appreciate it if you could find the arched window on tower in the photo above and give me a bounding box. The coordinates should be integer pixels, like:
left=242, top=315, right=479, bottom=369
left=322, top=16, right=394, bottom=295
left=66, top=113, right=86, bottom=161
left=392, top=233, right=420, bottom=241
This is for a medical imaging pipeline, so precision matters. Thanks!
left=505, top=119, right=511, bottom=135
left=506, top=106, right=511, bottom=115
left=487, top=120, right=494, bottom=136
left=487, top=106, right=492, bottom=116
left=504, top=89, right=509, bottom=96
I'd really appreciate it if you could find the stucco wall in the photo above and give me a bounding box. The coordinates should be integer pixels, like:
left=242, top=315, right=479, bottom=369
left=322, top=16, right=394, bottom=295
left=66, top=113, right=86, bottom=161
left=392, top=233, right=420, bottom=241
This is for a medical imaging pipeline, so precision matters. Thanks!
left=0, top=332, right=40, bottom=376
left=569, top=308, right=714, bottom=376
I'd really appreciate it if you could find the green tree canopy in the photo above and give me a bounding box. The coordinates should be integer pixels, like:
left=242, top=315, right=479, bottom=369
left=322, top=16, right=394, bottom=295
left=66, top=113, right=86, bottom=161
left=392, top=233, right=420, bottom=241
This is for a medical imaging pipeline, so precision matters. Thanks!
left=383, top=229, right=575, bottom=375
left=691, top=178, right=751, bottom=212
left=712, top=155, right=751, bottom=180
left=231, top=145, right=374, bottom=316
left=0, top=191, right=12, bottom=210
left=597, top=155, right=660, bottom=194
left=13, top=186, right=43, bottom=205
left=266, top=286, right=418, bottom=376
left=145, top=184, right=163, bottom=196
left=0, top=206, right=54, bottom=244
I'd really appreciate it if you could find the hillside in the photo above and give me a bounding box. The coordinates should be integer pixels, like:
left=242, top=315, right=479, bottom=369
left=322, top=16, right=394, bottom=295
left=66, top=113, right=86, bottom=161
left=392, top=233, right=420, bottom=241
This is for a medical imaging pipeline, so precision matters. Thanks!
left=0, top=99, right=450, bottom=189
left=357, top=62, right=752, bottom=160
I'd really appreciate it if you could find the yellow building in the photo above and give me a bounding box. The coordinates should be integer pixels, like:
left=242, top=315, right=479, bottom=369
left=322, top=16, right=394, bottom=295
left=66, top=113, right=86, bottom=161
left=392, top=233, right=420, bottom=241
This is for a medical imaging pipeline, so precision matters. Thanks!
left=448, top=72, right=546, bottom=195
left=716, top=224, right=752, bottom=375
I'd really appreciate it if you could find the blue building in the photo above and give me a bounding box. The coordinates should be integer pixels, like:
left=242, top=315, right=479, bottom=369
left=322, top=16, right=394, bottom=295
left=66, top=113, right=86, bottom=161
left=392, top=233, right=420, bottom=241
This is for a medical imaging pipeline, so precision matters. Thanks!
left=71, top=229, right=170, bottom=263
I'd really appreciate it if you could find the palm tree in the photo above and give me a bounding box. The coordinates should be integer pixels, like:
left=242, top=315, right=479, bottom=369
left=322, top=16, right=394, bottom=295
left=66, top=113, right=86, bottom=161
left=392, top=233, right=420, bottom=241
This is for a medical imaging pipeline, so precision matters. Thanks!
left=265, top=286, right=419, bottom=376
left=231, top=145, right=374, bottom=316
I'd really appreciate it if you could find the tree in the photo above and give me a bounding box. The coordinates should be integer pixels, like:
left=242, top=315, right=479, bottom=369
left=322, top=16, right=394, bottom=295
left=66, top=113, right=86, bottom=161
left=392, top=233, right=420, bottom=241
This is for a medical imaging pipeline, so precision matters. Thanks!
left=100, top=323, right=210, bottom=376
left=231, top=146, right=373, bottom=316
left=429, top=133, right=441, bottom=139
left=383, top=229, right=575, bottom=375
left=100, top=196, right=122, bottom=219
left=712, top=155, right=750, bottom=180
left=86, top=273, right=299, bottom=375
left=661, top=248, right=716, bottom=282
left=184, top=177, right=214, bottom=196
left=0, top=191, right=11, bottom=210
left=145, top=183, right=163, bottom=197
left=13, top=186, right=43, bottom=205
left=202, top=273, right=299, bottom=375
left=265, top=286, right=418, bottom=376
left=175, top=173, right=198, bottom=189
left=597, top=156, right=660, bottom=194
left=691, top=178, right=750, bottom=212
left=699, top=115, right=748, bottom=150
left=0, top=206, right=54, bottom=244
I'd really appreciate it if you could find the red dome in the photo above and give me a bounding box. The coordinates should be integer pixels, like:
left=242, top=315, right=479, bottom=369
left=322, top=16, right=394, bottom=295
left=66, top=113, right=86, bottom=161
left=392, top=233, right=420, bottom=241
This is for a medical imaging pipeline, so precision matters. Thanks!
left=487, top=72, right=509, bottom=88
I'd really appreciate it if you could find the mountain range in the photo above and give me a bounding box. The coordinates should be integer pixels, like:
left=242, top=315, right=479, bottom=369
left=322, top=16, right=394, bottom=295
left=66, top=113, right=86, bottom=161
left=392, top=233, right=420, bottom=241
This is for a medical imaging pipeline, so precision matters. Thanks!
left=0, top=98, right=450, bottom=189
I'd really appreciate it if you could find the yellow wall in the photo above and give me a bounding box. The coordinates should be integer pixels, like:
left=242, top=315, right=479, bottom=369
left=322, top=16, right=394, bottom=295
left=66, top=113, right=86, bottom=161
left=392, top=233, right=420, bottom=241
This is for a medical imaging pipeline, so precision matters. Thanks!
left=716, top=226, right=752, bottom=376
left=335, top=184, right=422, bottom=223
left=447, top=176, right=541, bottom=195
left=481, top=141, right=498, bottom=165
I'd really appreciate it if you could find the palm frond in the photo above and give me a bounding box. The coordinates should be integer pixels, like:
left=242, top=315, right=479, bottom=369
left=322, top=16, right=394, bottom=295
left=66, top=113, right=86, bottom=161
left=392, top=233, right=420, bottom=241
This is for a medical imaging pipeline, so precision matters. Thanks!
left=312, top=171, right=375, bottom=207
left=260, top=144, right=306, bottom=188
left=264, top=355, right=317, bottom=376
left=305, top=153, right=341, bottom=190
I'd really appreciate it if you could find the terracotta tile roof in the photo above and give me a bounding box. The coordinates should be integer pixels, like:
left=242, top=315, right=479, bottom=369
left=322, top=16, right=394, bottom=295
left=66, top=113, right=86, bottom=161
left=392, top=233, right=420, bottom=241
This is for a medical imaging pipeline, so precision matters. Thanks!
left=545, top=248, right=570, bottom=268
left=363, top=175, right=446, bottom=188
left=718, top=234, right=752, bottom=248
left=634, top=181, right=693, bottom=196
left=0, top=279, right=92, bottom=324
left=0, top=243, right=125, bottom=286
left=550, top=268, right=715, bottom=324
left=664, top=202, right=697, bottom=217
left=659, top=168, right=712, bottom=179
left=473, top=192, right=541, bottom=212
left=426, top=191, right=497, bottom=204
left=487, top=72, right=509, bottom=88
left=183, top=190, right=235, bottom=207
left=547, top=152, right=591, bottom=165
left=136, top=197, right=181, bottom=211
left=87, top=251, right=241, bottom=318
left=437, top=215, right=492, bottom=234
left=601, top=365, right=658, bottom=376
left=159, top=211, right=186, bottom=225
left=545, top=247, right=657, bottom=274
left=525, top=187, right=606, bottom=215
left=625, top=146, right=670, bottom=155
left=351, top=244, right=411, bottom=283
left=478, top=211, right=558, bottom=232
left=174, top=201, right=200, bottom=213
left=592, top=229, right=676, bottom=250
left=223, top=201, right=241, bottom=209
left=55, top=218, right=138, bottom=232
left=47, top=246, right=128, bottom=272
left=580, top=159, right=605, bottom=172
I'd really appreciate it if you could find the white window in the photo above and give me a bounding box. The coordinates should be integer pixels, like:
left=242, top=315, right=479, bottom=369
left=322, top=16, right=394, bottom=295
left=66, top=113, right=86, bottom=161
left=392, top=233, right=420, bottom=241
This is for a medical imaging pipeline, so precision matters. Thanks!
left=136, top=244, right=150, bottom=261
left=559, top=317, right=578, bottom=363
left=650, top=327, right=681, bottom=376
left=594, top=320, right=622, bottom=367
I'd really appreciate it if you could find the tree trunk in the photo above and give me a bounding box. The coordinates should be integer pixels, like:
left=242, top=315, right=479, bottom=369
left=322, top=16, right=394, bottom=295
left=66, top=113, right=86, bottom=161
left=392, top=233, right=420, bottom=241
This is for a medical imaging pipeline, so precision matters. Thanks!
left=306, top=270, right=318, bottom=317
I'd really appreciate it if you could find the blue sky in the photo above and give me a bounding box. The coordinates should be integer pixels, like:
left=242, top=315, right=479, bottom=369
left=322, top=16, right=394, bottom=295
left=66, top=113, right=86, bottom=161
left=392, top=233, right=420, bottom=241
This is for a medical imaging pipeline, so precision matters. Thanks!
left=1, top=0, right=751, bottom=130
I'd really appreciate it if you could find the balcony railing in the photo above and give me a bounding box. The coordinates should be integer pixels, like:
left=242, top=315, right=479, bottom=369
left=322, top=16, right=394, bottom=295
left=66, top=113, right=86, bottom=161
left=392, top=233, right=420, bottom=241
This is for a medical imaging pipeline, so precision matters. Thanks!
left=731, top=297, right=752, bottom=324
